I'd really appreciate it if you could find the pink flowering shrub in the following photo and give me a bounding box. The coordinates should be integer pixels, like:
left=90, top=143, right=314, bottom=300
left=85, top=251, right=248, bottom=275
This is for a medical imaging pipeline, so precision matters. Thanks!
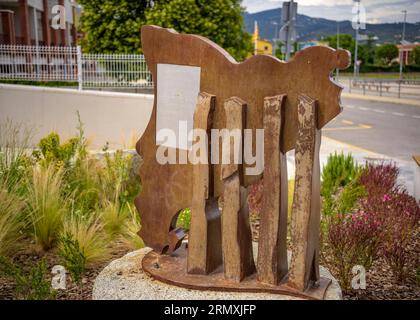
left=324, top=210, right=381, bottom=291
left=375, top=189, right=420, bottom=281
left=356, top=162, right=419, bottom=282
left=323, top=160, right=420, bottom=288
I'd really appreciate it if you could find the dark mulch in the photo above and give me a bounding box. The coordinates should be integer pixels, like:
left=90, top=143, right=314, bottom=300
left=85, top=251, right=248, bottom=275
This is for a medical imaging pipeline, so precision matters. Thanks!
left=2, top=221, right=419, bottom=300
left=0, top=241, right=130, bottom=300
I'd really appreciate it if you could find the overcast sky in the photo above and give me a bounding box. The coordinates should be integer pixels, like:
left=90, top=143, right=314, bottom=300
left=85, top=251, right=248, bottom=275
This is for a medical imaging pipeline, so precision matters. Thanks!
left=242, top=0, right=420, bottom=23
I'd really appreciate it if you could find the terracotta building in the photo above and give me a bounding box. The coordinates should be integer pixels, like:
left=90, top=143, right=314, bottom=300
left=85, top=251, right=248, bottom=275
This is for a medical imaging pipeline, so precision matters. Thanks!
left=398, top=43, right=420, bottom=65
left=0, top=0, right=80, bottom=46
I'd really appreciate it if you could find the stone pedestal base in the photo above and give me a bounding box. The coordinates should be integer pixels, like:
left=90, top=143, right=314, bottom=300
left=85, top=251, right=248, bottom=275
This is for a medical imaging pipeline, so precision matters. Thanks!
left=93, top=247, right=342, bottom=300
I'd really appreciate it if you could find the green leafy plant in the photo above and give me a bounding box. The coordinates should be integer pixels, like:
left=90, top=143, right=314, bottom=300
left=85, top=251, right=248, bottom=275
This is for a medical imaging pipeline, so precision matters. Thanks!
left=58, top=232, right=86, bottom=285
left=26, top=165, right=67, bottom=251
left=177, top=208, right=191, bottom=231
left=322, top=181, right=366, bottom=218
left=33, top=132, right=78, bottom=168
left=0, top=256, right=55, bottom=300
left=321, top=152, right=361, bottom=197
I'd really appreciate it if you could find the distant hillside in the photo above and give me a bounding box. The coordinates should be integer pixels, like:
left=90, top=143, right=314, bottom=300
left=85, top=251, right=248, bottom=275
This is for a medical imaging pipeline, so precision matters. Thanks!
left=244, top=8, right=420, bottom=44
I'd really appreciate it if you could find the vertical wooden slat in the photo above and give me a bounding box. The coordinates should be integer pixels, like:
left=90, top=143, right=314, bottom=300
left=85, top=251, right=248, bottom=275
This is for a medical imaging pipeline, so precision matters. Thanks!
left=187, top=92, right=222, bottom=274
left=221, top=97, right=255, bottom=282
left=257, top=94, right=288, bottom=285
left=288, top=94, right=321, bottom=291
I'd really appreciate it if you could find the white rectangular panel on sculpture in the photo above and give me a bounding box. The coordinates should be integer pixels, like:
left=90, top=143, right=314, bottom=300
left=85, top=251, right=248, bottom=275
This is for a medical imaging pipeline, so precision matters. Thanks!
left=156, top=63, right=201, bottom=150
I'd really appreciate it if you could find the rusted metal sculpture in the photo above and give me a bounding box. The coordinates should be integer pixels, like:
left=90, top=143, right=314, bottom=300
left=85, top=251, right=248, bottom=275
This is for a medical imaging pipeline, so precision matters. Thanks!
left=136, top=25, right=350, bottom=299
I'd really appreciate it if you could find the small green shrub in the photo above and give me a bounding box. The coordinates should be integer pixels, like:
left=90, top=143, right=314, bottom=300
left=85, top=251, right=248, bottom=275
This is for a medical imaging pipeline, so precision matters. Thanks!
left=321, top=152, right=361, bottom=197
left=33, top=112, right=87, bottom=170
left=0, top=256, right=55, bottom=300
left=33, top=132, right=78, bottom=168
left=322, top=181, right=366, bottom=218
left=58, top=232, right=86, bottom=284
left=177, top=208, right=191, bottom=231
left=26, top=165, right=67, bottom=250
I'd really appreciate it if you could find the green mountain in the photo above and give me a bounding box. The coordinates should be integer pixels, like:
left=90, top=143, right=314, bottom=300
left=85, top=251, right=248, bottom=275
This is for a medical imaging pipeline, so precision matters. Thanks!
left=244, top=8, right=420, bottom=44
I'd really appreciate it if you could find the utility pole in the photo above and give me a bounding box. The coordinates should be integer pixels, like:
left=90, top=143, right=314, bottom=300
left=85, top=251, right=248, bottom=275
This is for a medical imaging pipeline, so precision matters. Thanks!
left=280, top=0, right=297, bottom=62
left=336, top=20, right=340, bottom=78
left=399, top=10, right=407, bottom=80
left=353, top=0, right=361, bottom=80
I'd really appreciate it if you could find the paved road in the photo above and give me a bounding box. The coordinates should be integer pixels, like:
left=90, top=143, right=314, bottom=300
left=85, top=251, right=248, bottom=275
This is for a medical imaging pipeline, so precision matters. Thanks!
left=323, top=97, right=420, bottom=162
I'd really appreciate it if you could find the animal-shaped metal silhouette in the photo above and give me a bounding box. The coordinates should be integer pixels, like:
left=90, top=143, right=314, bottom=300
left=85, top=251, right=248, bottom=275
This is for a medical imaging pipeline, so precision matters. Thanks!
left=136, top=25, right=350, bottom=298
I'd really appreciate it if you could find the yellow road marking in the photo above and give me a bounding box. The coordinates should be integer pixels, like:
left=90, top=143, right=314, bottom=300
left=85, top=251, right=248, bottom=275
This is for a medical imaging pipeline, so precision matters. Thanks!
left=324, top=123, right=372, bottom=131
left=322, top=136, right=379, bottom=156
left=342, top=120, right=354, bottom=125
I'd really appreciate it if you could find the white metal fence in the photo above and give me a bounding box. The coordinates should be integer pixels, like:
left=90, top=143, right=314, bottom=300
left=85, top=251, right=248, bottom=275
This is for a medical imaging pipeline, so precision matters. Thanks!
left=0, top=45, right=153, bottom=90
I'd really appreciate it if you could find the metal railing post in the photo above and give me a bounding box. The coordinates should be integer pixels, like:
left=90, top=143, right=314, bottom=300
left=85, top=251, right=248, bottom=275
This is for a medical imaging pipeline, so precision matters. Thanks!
left=398, top=80, right=401, bottom=99
left=77, top=46, right=83, bottom=91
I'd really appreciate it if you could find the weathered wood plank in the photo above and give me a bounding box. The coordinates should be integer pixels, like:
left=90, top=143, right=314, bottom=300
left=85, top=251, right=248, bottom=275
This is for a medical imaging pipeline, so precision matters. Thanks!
left=187, top=93, right=222, bottom=274
left=257, top=95, right=288, bottom=285
left=221, top=97, right=255, bottom=282
left=288, top=94, right=321, bottom=291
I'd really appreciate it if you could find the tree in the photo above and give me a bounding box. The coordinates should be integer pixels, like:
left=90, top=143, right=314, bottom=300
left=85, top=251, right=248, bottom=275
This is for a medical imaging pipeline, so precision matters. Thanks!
left=412, top=46, right=420, bottom=65
left=376, top=44, right=399, bottom=65
left=325, top=34, right=355, bottom=58
left=274, top=40, right=284, bottom=60
left=78, top=0, right=152, bottom=53
left=78, top=0, right=252, bottom=61
left=359, top=35, right=376, bottom=65
left=144, top=0, right=252, bottom=61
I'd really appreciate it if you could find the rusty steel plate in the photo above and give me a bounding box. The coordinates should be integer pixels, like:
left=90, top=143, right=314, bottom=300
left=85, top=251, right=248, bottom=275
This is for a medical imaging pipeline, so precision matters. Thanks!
left=142, top=244, right=331, bottom=300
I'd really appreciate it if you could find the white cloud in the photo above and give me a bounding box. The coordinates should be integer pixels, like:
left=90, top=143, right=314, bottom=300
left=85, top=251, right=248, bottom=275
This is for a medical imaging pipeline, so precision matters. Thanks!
left=243, top=0, right=420, bottom=23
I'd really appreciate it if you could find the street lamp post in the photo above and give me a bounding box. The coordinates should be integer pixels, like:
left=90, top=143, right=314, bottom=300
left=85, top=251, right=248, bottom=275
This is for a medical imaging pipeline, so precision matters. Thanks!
left=399, top=10, right=407, bottom=80
left=272, top=21, right=279, bottom=56
left=353, top=0, right=361, bottom=80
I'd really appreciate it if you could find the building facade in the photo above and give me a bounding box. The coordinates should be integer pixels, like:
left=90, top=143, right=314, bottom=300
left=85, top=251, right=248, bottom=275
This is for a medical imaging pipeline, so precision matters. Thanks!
left=398, top=43, right=420, bottom=65
left=0, top=0, right=80, bottom=46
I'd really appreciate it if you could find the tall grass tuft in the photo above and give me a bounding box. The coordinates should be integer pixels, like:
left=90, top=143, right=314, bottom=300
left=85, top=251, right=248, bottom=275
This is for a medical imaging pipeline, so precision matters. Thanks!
left=60, top=210, right=110, bottom=267
left=120, top=203, right=144, bottom=250
left=0, top=120, right=33, bottom=192
left=26, top=165, right=66, bottom=251
left=0, top=182, right=25, bottom=256
left=100, top=200, right=128, bottom=241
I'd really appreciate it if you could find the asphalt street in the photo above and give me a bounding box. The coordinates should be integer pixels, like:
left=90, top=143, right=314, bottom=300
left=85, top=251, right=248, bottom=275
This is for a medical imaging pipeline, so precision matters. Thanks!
left=323, top=97, right=420, bottom=162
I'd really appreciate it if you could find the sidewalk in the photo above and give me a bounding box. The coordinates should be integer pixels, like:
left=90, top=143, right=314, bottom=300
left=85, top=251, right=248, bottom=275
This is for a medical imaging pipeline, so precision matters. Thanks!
left=286, top=136, right=415, bottom=196
left=341, top=92, right=420, bottom=107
